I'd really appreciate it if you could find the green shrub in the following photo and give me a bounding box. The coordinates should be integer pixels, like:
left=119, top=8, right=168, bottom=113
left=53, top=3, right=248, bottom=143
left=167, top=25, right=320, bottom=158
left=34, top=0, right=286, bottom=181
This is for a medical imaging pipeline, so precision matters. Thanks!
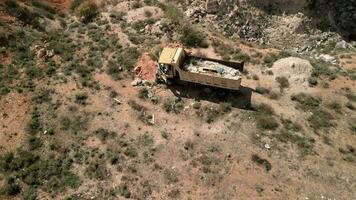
left=255, top=86, right=270, bottom=94
left=132, top=1, right=143, bottom=8
left=252, top=103, right=278, bottom=130
left=291, top=93, right=321, bottom=110
left=128, top=100, right=146, bottom=112
left=346, top=93, right=356, bottom=102
left=219, top=102, right=232, bottom=113
left=327, top=101, right=342, bottom=113
left=192, top=101, right=201, bottom=109
left=106, top=61, right=122, bottom=80
left=32, top=1, right=57, bottom=14
left=124, top=146, right=138, bottom=158
left=28, top=136, right=42, bottom=150
left=308, top=76, right=318, bottom=86
left=273, top=130, right=315, bottom=156
left=205, top=107, right=219, bottom=123
left=75, top=92, right=88, bottom=105
left=138, top=87, right=150, bottom=99
left=0, top=32, right=9, bottom=47
left=253, top=103, right=275, bottom=115
left=308, top=109, right=335, bottom=131
left=118, top=182, right=131, bottom=198
left=180, top=24, right=207, bottom=48
left=251, top=154, right=271, bottom=172
left=309, top=59, right=336, bottom=78
left=70, top=0, right=85, bottom=11
left=0, top=151, right=80, bottom=195
left=163, top=169, right=179, bottom=184
left=23, top=188, right=37, bottom=200
left=1, top=177, right=21, bottom=196
left=27, top=108, right=41, bottom=134
left=161, top=131, right=170, bottom=139
left=60, top=115, right=88, bottom=134
left=85, top=161, right=110, bottom=180
left=233, top=52, right=251, bottom=62
left=137, top=132, right=154, bottom=147
left=4, top=0, right=40, bottom=28
left=263, top=53, right=278, bottom=67
left=168, top=188, right=181, bottom=199
left=276, top=76, right=289, bottom=89
left=0, top=87, right=10, bottom=95
left=144, top=10, right=153, bottom=18
left=116, top=47, right=140, bottom=70
left=77, top=2, right=98, bottom=23
left=94, top=128, right=116, bottom=142
left=345, top=101, right=355, bottom=110
left=163, top=98, right=184, bottom=113
left=32, top=88, right=52, bottom=104
left=256, top=116, right=279, bottom=130
left=26, top=65, right=43, bottom=79
left=281, top=119, right=302, bottom=132
left=163, top=4, right=183, bottom=23
left=349, top=119, right=356, bottom=134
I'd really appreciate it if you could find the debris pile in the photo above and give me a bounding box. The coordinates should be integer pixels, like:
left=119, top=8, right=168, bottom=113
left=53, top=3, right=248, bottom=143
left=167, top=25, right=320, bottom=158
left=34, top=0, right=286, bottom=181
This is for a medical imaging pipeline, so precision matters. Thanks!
left=184, top=59, right=241, bottom=80
left=134, top=54, right=157, bottom=81
left=271, top=57, right=312, bottom=88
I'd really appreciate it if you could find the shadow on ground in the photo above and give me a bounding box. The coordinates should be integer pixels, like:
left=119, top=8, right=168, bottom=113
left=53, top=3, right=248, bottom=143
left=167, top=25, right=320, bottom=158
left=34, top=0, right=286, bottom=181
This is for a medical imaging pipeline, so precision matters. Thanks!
left=167, top=83, right=253, bottom=110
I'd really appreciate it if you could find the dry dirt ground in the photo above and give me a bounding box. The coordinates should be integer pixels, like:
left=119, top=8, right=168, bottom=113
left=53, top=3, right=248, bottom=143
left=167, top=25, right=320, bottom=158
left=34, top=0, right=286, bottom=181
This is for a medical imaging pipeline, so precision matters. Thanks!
left=0, top=0, right=355, bottom=200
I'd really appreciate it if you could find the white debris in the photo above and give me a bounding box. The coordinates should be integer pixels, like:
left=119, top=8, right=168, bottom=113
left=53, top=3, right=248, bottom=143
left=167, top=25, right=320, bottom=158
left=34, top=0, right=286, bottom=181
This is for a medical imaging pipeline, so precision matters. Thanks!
left=316, top=54, right=337, bottom=64
left=264, top=144, right=271, bottom=150
left=131, top=78, right=142, bottom=86
left=183, top=59, right=241, bottom=80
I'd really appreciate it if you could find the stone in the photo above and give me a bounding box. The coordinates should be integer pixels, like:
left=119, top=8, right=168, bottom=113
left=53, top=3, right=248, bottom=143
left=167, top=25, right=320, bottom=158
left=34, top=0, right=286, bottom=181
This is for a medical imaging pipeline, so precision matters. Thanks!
left=131, top=78, right=142, bottom=86
left=335, top=40, right=348, bottom=50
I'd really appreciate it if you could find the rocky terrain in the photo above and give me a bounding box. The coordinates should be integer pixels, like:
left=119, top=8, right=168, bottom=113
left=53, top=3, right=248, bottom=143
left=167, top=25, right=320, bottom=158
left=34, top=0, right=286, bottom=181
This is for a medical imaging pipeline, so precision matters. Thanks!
left=0, top=0, right=355, bottom=199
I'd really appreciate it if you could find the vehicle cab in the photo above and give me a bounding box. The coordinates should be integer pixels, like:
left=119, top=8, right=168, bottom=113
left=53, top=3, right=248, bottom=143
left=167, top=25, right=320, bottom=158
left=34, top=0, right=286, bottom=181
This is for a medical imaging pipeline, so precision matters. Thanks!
left=157, top=47, right=185, bottom=81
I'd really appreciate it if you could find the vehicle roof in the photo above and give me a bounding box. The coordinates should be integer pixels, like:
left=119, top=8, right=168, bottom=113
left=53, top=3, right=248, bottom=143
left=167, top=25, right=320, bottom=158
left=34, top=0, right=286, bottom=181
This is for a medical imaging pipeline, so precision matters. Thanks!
left=158, top=47, right=181, bottom=64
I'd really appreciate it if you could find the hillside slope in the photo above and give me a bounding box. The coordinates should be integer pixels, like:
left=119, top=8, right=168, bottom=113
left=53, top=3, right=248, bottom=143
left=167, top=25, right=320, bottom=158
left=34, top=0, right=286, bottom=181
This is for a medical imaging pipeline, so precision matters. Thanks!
left=0, top=0, right=355, bottom=199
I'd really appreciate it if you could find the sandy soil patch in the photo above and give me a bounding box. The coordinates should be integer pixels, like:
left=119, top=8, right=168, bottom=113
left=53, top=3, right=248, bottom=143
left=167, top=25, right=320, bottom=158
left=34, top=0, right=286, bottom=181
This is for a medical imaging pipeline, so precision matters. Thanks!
left=0, top=92, right=30, bottom=153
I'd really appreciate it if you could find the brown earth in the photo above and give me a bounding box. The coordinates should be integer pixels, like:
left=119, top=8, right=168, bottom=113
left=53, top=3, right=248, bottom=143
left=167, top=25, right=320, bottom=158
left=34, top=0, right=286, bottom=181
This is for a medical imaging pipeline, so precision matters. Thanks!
left=37, top=0, right=73, bottom=11
left=134, top=54, right=157, bottom=81
left=0, top=92, right=30, bottom=153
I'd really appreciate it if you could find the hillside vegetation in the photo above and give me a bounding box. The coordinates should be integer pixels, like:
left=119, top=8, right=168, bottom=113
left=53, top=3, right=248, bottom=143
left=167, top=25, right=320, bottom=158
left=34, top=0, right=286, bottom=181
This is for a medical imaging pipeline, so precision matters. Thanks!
left=0, top=0, right=355, bottom=199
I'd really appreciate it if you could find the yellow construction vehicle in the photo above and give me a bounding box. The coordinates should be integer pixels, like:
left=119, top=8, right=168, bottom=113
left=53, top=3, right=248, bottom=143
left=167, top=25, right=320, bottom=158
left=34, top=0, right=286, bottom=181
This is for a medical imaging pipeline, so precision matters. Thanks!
left=157, top=47, right=244, bottom=90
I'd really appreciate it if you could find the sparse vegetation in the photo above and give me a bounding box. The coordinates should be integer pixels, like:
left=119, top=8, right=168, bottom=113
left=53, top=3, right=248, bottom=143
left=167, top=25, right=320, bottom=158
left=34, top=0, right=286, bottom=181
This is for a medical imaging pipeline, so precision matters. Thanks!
left=255, top=86, right=270, bottom=94
left=75, top=92, right=88, bottom=105
left=0, top=0, right=355, bottom=199
left=345, top=101, right=355, bottom=110
left=163, top=98, right=184, bottom=113
left=179, top=24, right=207, bottom=48
left=252, top=103, right=279, bottom=130
left=276, top=76, right=289, bottom=89
left=76, top=1, right=99, bottom=23
left=308, top=76, right=318, bottom=86
left=308, top=109, right=335, bottom=131
left=251, top=154, right=271, bottom=172
left=263, top=53, right=279, bottom=67
left=162, top=4, right=183, bottom=23
left=291, top=93, right=321, bottom=110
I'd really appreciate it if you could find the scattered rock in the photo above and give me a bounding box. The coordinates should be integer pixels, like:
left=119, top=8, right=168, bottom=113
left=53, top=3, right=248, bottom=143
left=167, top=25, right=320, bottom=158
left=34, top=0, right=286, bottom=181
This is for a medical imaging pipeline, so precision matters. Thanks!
left=335, top=41, right=348, bottom=50
left=316, top=54, right=337, bottom=64
left=205, top=0, right=219, bottom=14
left=131, top=78, right=143, bottom=86
left=264, top=144, right=271, bottom=150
